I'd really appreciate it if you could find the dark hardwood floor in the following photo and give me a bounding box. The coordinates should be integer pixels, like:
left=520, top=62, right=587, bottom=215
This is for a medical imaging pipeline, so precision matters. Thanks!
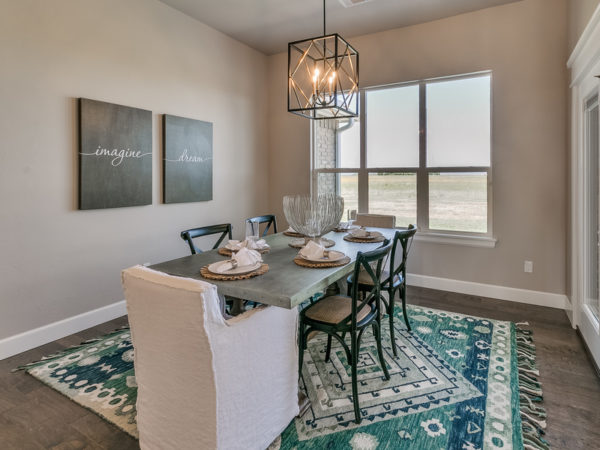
left=1, top=287, right=599, bottom=449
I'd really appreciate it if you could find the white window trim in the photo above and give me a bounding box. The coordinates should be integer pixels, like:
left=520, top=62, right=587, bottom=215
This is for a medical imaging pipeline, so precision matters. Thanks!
left=311, top=72, right=495, bottom=245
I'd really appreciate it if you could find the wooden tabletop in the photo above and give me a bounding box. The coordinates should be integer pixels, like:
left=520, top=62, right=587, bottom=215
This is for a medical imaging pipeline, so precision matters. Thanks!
left=150, top=228, right=396, bottom=309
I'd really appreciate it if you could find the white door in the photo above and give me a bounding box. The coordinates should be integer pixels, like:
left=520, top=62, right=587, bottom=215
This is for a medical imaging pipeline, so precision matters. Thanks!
left=581, top=92, right=600, bottom=365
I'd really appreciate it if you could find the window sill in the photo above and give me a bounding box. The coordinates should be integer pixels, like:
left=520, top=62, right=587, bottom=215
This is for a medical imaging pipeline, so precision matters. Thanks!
left=414, top=232, right=497, bottom=248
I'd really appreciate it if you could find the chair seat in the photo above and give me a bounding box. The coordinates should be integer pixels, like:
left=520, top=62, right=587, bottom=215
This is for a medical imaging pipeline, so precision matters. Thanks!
left=304, top=295, right=371, bottom=325
left=348, top=269, right=402, bottom=287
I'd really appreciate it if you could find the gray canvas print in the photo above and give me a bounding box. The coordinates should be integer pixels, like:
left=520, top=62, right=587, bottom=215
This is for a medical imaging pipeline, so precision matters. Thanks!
left=163, top=114, right=213, bottom=203
left=78, top=98, right=152, bottom=210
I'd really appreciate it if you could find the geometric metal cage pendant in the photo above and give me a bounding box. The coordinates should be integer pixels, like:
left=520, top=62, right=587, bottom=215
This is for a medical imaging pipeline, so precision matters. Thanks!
left=288, top=33, right=359, bottom=120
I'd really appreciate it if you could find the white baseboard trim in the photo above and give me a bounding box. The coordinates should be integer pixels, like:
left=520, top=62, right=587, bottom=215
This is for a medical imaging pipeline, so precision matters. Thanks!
left=0, top=275, right=566, bottom=360
left=0, top=300, right=127, bottom=361
left=407, top=273, right=567, bottom=310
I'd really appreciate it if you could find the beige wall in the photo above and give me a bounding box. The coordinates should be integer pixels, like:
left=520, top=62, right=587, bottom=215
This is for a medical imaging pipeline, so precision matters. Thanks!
left=0, top=0, right=269, bottom=339
left=568, top=0, right=600, bottom=53
left=267, top=0, right=569, bottom=296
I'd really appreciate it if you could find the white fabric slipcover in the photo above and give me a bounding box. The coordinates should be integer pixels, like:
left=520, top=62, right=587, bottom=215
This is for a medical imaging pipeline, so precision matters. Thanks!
left=122, top=265, right=299, bottom=450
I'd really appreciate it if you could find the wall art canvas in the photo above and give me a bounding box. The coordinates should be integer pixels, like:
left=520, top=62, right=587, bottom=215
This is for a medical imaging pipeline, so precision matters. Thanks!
left=163, top=114, right=213, bottom=204
left=78, top=98, right=152, bottom=210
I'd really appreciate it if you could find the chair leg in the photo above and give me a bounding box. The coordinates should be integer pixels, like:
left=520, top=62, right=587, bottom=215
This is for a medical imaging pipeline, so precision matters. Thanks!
left=350, top=330, right=361, bottom=424
left=400, top=285, right=411, bottom=332
left=373, top=321, right=390, bottom=380
left=325, top=335, right=332, bottom=362
left=387, top=288, right=398, bottom=357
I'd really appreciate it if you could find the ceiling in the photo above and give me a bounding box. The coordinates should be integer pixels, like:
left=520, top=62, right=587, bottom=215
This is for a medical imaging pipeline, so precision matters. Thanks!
left=159, top=0, right=522, bottom=55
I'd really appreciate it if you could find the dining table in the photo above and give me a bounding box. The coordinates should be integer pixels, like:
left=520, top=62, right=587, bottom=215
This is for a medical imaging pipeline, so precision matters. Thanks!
left=150, top=226, right=397, bottom=415
left=149, top=227, right=397, bottom=309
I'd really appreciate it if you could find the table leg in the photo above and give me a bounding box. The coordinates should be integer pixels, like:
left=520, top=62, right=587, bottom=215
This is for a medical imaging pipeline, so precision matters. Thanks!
left=324, top=280, right=341, bottom=297
left=229, top=298, right=245, bottom=316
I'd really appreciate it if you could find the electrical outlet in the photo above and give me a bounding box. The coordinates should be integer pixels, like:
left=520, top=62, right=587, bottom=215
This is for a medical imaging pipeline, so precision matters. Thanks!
left=524, top=260, right=533, bottom=273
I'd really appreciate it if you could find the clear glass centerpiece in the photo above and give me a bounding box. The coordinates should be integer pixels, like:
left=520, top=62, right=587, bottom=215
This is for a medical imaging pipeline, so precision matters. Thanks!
left=283, top=194, right=344, bottom=244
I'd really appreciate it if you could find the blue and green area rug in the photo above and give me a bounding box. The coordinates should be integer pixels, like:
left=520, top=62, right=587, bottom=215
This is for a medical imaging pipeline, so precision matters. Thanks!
left=18, top=305, right=548, bottom=449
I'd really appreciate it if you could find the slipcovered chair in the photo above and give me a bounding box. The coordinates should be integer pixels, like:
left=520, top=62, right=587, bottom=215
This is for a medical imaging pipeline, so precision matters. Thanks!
left=122, top=265, right=299, bottom=450
left=354, top=213, right=396, bottom=229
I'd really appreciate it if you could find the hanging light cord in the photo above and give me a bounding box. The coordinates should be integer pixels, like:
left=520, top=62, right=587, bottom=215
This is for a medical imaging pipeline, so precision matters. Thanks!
left=323, top=0, right=326, bottom=35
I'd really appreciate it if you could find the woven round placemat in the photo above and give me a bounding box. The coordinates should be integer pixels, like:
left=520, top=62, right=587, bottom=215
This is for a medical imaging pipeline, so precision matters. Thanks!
left=200, top=263, right=269, bottom=281
left=218, top=247, right=270, bottom=256
left=288, top=238, right=335, bottom=249
left=293, top=255, right=350, bottom=268
left=283, top=231, right=305, bottom=238
left=343, top=234, right=385, bottom=243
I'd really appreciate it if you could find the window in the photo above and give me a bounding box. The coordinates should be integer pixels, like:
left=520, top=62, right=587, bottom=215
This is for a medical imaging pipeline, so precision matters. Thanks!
left=312, top=72, right=492, bottom=236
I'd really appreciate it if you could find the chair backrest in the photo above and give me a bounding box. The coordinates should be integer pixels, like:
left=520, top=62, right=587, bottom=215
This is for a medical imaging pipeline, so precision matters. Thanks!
left=122, top=266, right=299, bottom=450
left=180, top=223, right=232, bottom=255
left=389, top=224, right=417, bottom=281
left=246, top=214, right=277, bottom=237
left=122, top=266, right=220, bottom=449
left=354, top=213, right=396, bottom=228
left=347, top=239, right=392, bottom=327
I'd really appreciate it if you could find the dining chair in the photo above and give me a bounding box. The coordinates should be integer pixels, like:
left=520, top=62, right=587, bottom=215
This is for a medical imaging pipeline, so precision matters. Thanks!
left=180, top=223, right=233, bottom=255
left=122, top=265, right=299, bottom=450
left=346, top=224, right=417, bottom=357
left=298, top=239, right=392, bottom=424
left=354, top=213, right=396, bottom=228
left=246, top=214, right=277, bottom=237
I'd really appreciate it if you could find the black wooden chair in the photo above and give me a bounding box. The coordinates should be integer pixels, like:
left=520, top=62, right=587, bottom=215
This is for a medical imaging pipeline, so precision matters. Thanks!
left=246, top=215, right=277, bottom=237
left=346, top=224, right=417, bottom=357
left=180, top=223, right=232, bottom=255
left=298, top=239, right=392, bottom=424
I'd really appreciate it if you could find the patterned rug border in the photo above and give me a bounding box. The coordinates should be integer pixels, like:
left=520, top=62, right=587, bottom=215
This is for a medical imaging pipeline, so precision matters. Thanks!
left=14, top=307, right=550, bottom=449
left=15, top=326, right=137, bottom=438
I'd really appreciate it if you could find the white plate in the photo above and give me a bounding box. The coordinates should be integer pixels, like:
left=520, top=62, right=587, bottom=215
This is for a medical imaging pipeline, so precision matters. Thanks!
left=207, top=260, right=262, bottom=275
left=348, top=231, right=382, bottom=240
left=336, top=225, right=360, bottom=231
left=300, top=250, right=346, bottom=263
left=225, top=244, right=270, bottom=251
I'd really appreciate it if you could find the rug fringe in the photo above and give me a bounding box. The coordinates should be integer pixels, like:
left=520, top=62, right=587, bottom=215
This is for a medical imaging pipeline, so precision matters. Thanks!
left=12, top=326, right=130, bottom=372
left=516, top=324, right=549, bottom=450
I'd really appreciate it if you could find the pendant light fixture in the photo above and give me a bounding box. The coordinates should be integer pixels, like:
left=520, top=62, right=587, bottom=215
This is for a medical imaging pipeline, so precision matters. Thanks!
left=288, top=0, right=359, bottom=119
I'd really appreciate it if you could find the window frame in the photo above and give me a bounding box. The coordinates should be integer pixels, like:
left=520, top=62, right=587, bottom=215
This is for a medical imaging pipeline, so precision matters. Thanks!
left=312, top=71, right=494, bottom=242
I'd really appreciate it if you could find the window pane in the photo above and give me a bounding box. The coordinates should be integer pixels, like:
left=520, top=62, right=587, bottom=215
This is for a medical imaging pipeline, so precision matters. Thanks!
left=366, top=86, right=419, bottom=168
left=368, top=173, right=417, bottom=227
left=337, top=119, right=360, bottom=168
left=338, top=173, right=358, bottom=220
left=429, top=172, right=487, bottom=232
left=427, top=75, right=491, bottom=167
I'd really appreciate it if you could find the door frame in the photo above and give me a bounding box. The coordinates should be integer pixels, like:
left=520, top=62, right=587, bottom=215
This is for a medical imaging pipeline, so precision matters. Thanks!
left=568, top=4, right=600, bottom=369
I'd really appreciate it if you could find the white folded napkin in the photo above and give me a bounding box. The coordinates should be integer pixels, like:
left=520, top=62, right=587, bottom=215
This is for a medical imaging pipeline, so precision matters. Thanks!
left=226, top=239, right=269, bottom=251
left=286, top=226, right=297, bottom=233
left=350, top=228, right=382, bottom=238
left=219, top=247, right=262, bottom=272
left=245, top=238, right=268, bottom=250
left=299, top=240, right=326, bottom=260
left=226, top=239, right=245, bottom=250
